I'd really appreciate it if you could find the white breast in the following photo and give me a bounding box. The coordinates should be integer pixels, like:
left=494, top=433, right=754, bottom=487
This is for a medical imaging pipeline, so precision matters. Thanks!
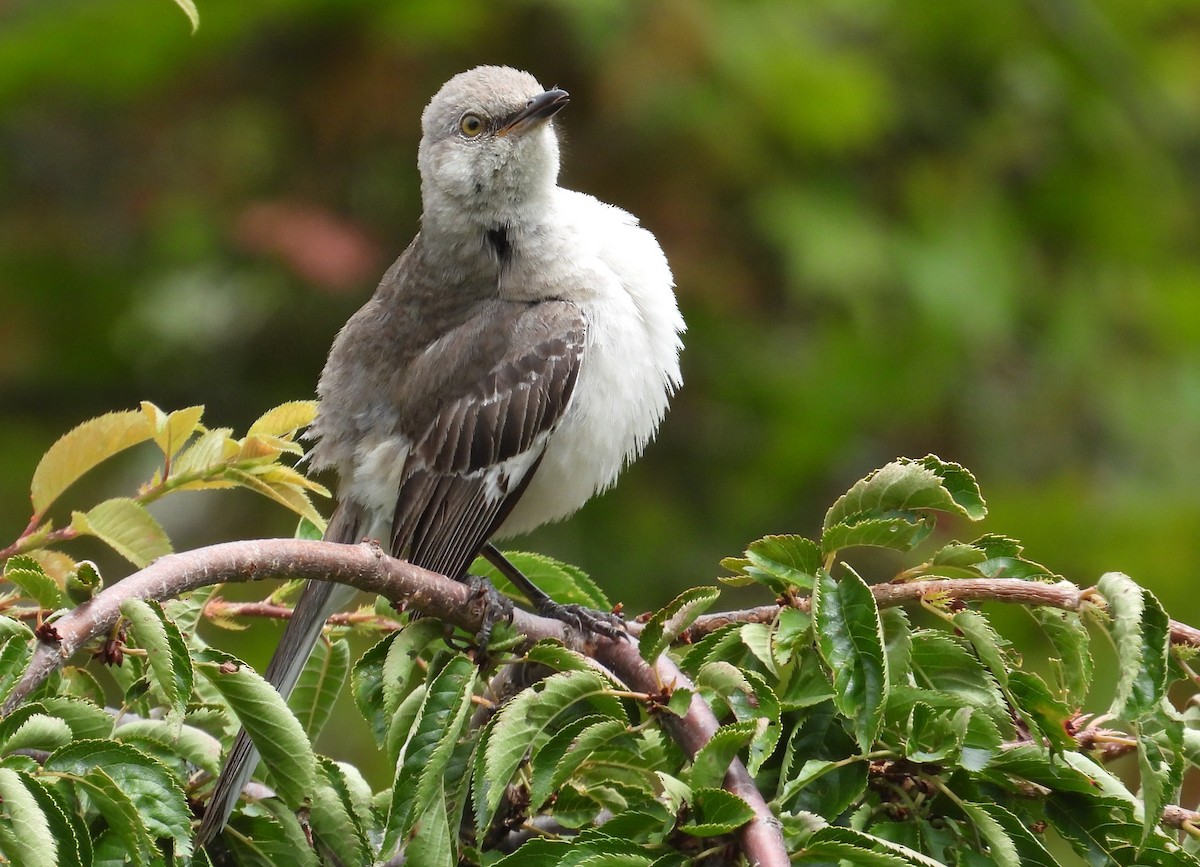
left=496, top=189, right=685, bottom=537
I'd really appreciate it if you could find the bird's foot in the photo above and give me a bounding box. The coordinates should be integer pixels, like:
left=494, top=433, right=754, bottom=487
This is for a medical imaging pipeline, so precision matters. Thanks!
left=461, top=575, right=514, bottom=664
left=535, top=598, right=627, bottom=640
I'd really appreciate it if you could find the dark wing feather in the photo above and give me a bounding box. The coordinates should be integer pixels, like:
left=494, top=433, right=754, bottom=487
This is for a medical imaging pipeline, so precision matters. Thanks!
left=391, top=300, right=586, bottom=580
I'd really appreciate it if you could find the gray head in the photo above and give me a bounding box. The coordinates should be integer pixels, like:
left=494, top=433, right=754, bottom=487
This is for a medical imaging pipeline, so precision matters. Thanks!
left=417, top=66, right=568, bottom=231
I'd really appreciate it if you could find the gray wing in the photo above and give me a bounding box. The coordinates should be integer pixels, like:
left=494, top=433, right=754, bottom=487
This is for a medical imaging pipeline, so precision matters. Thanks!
left=391, top=299, right=587, bottom=579
left=198, top=300, right=586, bottom=848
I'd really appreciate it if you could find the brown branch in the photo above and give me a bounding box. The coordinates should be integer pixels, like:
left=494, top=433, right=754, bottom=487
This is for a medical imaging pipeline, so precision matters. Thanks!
left=2, top=538, right=788, bottom=865
left=681, top=578, right=1200, bottom=649
left=203, top=597, right=403, bottom=631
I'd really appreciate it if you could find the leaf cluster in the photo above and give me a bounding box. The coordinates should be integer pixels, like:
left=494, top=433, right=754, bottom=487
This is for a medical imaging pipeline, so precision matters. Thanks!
left=1, top=412, right=1199, bottom=865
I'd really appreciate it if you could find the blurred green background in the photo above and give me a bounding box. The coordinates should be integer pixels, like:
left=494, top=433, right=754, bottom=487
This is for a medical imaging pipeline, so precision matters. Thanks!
left=2, top=0, right=1199, bottom=666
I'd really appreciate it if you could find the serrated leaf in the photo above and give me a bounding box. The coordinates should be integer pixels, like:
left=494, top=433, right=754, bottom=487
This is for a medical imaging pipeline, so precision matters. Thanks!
left=114, top=718, right=223, bottom=778
left=960, top=801, right=1021, bottom=867
left=744, top=534, right=822, bottom=590
left=30, top=410, right=154, bottom=514
left=225, top=797, right=320, bottom=866
left=196, top=648, right=316, bottom=809
left=0, top=767, right=59, bottom=867
left=398, top=781, right=455, bottom=864
left=823, top=514, right=935, bottom=555
left=677, top=787, right=754, bottom=836
left=171, top=427, right=233, bottom=477
left=352, top=631, right=399, bottom=747
left=1, top=713, right=72, bottom=754
left=121, top=598, right=192, bottom=718
left=248, top=401, right=318, bottom=438
left=527, top=715, right=627, bottom=812
left=71, top=498, right=172, bottom=568
left=44, top=740, right=191, bottom=856
left=909, top=630, right=1008, bottom=727
left=799, top=826, right=948, bottom=865
left=142, top=401, right=203, bottom=459
left=1034, top=606, right=1092, bottom=707
left=688, top=719, right=762, bottom=790
left=288, top=637, right=349, bottom=741
left=471, top=550, right=610, bottom=609
left=1097, top=572, right=1170, bottom=719
left=823, top=457, right=986, bottom=540
left=478, top=669, right=624, bottom=833
left=310, top=758, right=371, bottom=867
left=223, top=468, right=326, bottom=525
left=384, top=655, right=477, bottom=851
left=1136, top=712, right=1185, bottom=844
left=381, top=618, right=446, bottom=723
left=3, top=557, right=65, bottom=610
left=970, top=803, right=1057, bottom=866
left=11, top=772, right=89, bottom=867
left=811, top=568, right=888, bottom=752
left=73, top=768, right=152, bottom=866
left=639, top=585, right=721, bottom=662
left=1, top=697, right=112, bottom=744
left=771, top=606, right=812, bottom=668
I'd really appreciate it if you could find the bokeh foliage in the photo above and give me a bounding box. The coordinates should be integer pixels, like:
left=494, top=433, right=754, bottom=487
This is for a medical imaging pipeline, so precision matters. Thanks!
left=2, top=0, right=1199, bottom=626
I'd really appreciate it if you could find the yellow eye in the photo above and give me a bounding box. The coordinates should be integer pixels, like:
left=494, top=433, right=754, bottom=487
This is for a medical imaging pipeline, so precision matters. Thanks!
left=459, top=113, right=485, bottom=138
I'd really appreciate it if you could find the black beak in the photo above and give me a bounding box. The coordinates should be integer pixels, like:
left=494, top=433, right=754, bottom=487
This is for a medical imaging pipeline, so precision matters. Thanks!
left=497, top=89, right=570, bottom=136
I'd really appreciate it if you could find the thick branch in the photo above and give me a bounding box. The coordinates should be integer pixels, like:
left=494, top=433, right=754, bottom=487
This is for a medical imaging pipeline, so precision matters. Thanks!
left=2, top=538, right=788, bottom=865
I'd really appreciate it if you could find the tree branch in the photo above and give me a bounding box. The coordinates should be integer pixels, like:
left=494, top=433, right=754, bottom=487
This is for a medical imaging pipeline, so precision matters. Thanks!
left=680, top=578, right=1200, bottom=649
left=2, top=538, right=789, bottom=865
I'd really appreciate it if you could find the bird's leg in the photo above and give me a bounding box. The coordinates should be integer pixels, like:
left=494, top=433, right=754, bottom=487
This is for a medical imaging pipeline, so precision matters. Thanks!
left=482, top=543, right=626, bottom=640
left=460, top=573, right=513, bottom=653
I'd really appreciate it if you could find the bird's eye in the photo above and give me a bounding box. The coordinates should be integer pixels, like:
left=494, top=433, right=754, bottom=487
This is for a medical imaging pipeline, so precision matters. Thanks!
left=459, top=113, right=485, bottom=138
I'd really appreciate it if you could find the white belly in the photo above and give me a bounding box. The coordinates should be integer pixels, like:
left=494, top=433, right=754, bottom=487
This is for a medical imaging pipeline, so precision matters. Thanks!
left=497, top=189, right=684, bottom=536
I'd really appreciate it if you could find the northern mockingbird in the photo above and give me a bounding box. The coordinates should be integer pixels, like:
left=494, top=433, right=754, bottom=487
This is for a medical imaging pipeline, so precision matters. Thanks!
left=197, top=65, right=684, bottom=846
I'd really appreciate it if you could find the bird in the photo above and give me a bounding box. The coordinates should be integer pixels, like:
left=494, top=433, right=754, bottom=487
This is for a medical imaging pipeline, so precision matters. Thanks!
left=196, top=65, right=684, bottom=846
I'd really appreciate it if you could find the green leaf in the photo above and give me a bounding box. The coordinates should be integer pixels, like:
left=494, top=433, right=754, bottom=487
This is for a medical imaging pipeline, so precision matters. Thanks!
left=30, top=410, right=154, bottom=515
left=196, top=648, right=316, bottom=809
left=0, top=767, right=59, bottom=867
left=639, top=585, right=721, bottom=662
left=968, top=803, right=1057, bottom=866
left=142, top=401, right=203, bottom=459
left=114, top=718, right=223, bottom=778
left=677, top=787, right=755, bottom=837
left=170, top=427, right=233, bottom=477
left=44, top=740, right=191, bottom=856
left=1096, top=572, right=1170, bottom=719
left=3, top=556, right=65, bottom=610
left=351, top=630, right=399, bottom=748
left=400, top=788, right=455, bottom=865
left=288, top=637, right=349, bottom=741
left=799, top=826, right=947, bottom=865
left=225, top=797, right=320, bottom=866
left=528, top=716, right=629, bottom=812
left=772, top=606, right=812, bottom=667
left=472, top=550, right=611, bottom=609
left=776, top=705, right=866, bottom=817
left=1135, top=712, right=1185, bottom=843
left=73, top=768, right=153, bottom=866
left=1034, top=606, right=1093, bottom=707
left=688, top=719, right=762, bottom=790
left=70, top=498, right=172, bottom=568
left=823, top=455, right=987, bottom=541
left=310, top=759, right=371, bottom=867
left=811, top=568, right=888, bottom=751
left=120, top=598, right=193, bottom=719
left=380, top=618, right=446, bottom=722
left=477, top=669, right=624, bottom=833
left=822, top=515, right=935, bottom=554
left=908, top=630, right=1008, bottom=727
left=1, top=713, right=72, bottom=754
left=741, top=534, right=822, bottom=591
left=960, top=801, right=1021, bottom=867
left=384, top=655, right=477, bottom=852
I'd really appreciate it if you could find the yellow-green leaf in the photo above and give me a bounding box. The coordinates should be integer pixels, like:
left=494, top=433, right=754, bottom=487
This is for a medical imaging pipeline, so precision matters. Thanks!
left=223, top=469, right=327, bottom=528
left=142, top=403, right=204, bottom=460
left=172, top=0, right=199, bottom=32
left=171, top=428, right=234, bottom=477
left=30, top=411, right=154, bottom=514
left=71, top=499, right=172, bottom=568
left=248, top=401, right=319, bottom=438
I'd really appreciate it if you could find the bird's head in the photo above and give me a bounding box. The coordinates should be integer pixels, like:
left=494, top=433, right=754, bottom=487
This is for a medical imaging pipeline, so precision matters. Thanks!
left=418, top=66, right=568, bottom=229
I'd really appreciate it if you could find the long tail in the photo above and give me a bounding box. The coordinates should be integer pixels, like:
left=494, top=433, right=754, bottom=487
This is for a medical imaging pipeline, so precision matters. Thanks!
left=195, top=504, right=365, bottom=847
